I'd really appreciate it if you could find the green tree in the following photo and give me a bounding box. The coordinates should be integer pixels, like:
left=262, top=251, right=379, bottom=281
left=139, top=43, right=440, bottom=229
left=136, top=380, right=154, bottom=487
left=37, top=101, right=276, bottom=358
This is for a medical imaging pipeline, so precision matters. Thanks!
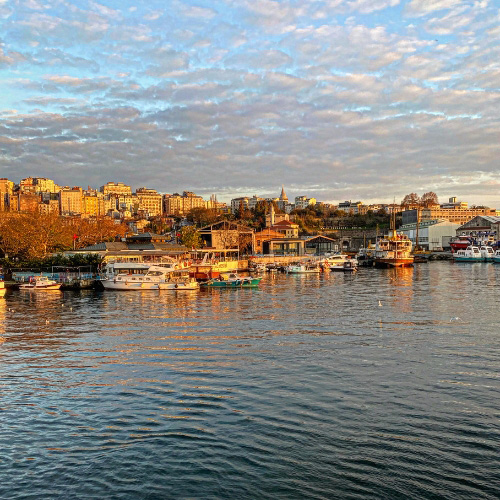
left=179, top=226, right=201, bottom=249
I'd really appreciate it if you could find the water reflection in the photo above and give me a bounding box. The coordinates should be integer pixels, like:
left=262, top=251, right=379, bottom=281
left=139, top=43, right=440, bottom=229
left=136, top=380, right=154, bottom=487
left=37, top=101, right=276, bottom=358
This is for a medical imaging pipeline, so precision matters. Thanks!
left=1, top=263, right=499, bottom=499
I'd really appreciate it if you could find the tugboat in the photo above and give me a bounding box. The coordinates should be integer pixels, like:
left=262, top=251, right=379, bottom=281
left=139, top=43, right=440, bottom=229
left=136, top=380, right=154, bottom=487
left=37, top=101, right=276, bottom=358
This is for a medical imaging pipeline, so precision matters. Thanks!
left=374, top=213, right=414, bottom=268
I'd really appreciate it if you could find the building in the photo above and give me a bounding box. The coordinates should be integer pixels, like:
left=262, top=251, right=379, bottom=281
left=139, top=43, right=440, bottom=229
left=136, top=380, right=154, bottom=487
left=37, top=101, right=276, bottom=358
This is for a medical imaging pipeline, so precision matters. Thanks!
left=402, top=197, right=496, bottom=225
left=198, top=221, right=254, bottom=254
left=17, top=192, right=40, bottom=212
left=455, top=215, right=500, bottom=241
left=136, top=188, right=162, bottom=216
left=295, top=196, right=316, bottom=210
left=164, top=191, right=206, bottom=216
left=270, top=219, right=300, bottom=238
left=338, top=201, right=363, bottom=214
left=60, top=187, right=83, bottom=216
left=100, top=182, right=132, bottom=196
left=34, top=177, right=60, bottom=193
left=304, top=235, right=339, bottom=254
left=253, top=228, right=285, bottom=254
left=230, top=197, right=249, bottom=214
left=278, top=186, right=288, bottom=212
left=399, top=219, right=461, bottom=251
left=0, top=178, right=14, bottom=211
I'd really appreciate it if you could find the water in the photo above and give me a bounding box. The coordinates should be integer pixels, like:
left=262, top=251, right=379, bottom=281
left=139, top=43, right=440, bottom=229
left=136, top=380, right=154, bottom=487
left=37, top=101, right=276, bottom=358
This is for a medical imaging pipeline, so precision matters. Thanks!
left=1, top=262, right=499, bottom=499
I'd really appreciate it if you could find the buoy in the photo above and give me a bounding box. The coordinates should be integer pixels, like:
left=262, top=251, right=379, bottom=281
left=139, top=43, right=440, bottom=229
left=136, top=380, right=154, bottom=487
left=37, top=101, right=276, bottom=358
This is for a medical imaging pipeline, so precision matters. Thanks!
left=378, top=300, right=382, bottom=307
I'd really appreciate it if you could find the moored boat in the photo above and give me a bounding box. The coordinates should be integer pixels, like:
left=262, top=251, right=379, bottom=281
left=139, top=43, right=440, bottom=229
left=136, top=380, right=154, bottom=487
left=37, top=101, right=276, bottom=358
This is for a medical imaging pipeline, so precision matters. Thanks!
left=102, top=265, right=177, bottom=290
left=479, top=246, right=494, bottom=261
left=324, top=254, right=358, bottom=271
left=286, top=262, right=321, bottom=274
left=203, top=273, right=262, bottom=288
left=493, top=250, right=500, bottom=263
left=19, top=276, right=62, bottom=291
left=374, top=232, right=414, bottom=268
left=158, top=270, right=199, bottom=290
left=453, top=245, right=482, bottom=262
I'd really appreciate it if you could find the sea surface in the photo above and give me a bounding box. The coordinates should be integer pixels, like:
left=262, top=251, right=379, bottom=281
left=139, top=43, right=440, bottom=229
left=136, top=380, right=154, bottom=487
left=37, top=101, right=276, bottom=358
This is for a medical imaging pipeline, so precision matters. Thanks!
left=1, top=261, right=499, bottom=499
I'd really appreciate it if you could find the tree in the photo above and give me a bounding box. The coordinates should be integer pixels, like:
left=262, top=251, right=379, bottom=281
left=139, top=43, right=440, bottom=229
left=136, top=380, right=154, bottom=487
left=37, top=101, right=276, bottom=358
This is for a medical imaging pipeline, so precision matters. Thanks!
left=420, top=191, right=439, bottom=207
left=186, top=207, right=219, bottom=227
left=179, top=226, right=201, bottom=249
left=401, top=193, right=421, bottom=208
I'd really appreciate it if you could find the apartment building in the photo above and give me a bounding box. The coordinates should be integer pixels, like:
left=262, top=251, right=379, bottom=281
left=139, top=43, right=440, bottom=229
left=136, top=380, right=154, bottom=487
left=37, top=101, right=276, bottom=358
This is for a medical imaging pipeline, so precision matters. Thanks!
left=60, top=187, right=83, bottom=216
left=136, top=188, right=162, bottom=216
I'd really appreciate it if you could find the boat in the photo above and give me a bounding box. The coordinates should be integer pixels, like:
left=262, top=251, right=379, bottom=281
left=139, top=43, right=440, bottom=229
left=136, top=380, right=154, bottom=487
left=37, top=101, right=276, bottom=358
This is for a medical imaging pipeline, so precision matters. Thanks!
left=493, top=250, right=500, bottom=263
left=203, top=273, right=262, bottom=288
left=324, top=254, right=358, bottom=271
left=19, top=276, right=62, bottom=291
left=158, top=270, right=200, bottom=290
left=286, top=262, right=321, bottom=274
left=453, top=246, right=482, bottom=262
left=479, top=246, right=494, bottom=261
left=374, top=212, right=414, bottom=268
left=342, top=260, right=358, bottom=272
left=102, top=265, right=177, bottom=290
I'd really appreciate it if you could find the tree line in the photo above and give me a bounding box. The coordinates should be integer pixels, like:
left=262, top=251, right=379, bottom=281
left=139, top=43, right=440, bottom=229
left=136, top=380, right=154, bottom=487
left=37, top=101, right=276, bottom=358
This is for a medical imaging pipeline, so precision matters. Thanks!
left=0, top=212, right=128, bottom=262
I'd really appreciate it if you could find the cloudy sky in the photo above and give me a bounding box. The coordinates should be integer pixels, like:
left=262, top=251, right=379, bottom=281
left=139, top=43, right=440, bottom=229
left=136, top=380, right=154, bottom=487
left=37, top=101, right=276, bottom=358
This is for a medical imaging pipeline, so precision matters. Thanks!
left=1, top=0, right=499, bottom=205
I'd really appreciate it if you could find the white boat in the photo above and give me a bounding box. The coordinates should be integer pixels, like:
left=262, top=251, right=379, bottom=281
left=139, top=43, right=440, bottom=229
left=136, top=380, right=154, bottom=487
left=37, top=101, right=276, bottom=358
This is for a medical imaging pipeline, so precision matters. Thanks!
left=20, top=276, right=61, bottom=291
left=158, top=270, right=199, bottom=290
left=479, top=246, right=494, bottom=261
left=453, top=246, right=482, bottom=262
left=324, top=254, right=358, bottom=271
left=492, top=250, right=500, bottom=263
left=286, top=263, right=321, bottom=274
left=102, top=264, right=177, bottom=290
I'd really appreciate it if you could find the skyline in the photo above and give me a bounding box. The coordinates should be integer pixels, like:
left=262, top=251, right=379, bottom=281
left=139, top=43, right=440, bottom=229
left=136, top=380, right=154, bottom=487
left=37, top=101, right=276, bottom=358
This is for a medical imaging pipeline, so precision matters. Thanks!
left=1, top=0, right=499, bottom=206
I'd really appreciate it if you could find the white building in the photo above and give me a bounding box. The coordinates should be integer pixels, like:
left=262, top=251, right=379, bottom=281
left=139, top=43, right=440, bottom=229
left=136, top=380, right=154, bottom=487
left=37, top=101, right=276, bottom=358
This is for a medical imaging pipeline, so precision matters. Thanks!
left=399, top=219, right=460, bottom=251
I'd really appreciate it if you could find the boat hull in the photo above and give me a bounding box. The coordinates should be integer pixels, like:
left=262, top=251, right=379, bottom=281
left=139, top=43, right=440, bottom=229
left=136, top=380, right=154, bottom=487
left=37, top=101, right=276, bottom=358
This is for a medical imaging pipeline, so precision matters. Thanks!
left=101, top=279, right=144, bottom=290
left=374, top=258, right=414, bottom=268
left=453, top=257, right=483, bottom=262
left=204, top=278, right=262, bottom=288
left=159, top=282, right=199, bottom=290
left=20, top=284, right=62, bottom=290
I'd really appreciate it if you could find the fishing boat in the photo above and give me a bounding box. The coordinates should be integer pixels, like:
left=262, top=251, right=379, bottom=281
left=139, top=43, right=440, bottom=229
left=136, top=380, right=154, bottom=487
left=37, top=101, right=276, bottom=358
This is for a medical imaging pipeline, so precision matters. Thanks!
left=374, top=212, right=414, bottom=268
left=203, top=273, right=262, bottom=288
left=479, top=246, right=494, bottom=261
left=158, top=270, right=199, bottom=290
left=493, top=250, right=500, bottom=263
left=453, top=246, right=482, bottom=262
left=19, top=276, right=62, bottom=291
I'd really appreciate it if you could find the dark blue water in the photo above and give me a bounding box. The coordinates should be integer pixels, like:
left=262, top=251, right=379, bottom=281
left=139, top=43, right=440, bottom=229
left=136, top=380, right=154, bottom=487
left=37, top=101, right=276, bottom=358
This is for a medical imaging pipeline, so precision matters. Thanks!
left=1, top=262, right=499, bottom=499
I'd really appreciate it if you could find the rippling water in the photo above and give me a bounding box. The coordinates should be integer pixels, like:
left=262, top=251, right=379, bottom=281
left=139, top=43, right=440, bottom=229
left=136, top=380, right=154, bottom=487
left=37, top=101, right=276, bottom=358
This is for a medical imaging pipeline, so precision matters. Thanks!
left=1, top=262, right=500, bottom=499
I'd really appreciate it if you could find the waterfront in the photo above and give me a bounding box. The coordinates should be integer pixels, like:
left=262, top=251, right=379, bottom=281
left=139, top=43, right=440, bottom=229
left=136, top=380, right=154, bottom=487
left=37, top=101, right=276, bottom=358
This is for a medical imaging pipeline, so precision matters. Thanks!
left=1, top=262, right=500, bottom=499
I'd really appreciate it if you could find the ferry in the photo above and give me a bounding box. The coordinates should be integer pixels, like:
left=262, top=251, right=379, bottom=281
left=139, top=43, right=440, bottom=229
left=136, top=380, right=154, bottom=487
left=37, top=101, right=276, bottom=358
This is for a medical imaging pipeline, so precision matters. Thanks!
left=374, top=213, right=414, bottom=268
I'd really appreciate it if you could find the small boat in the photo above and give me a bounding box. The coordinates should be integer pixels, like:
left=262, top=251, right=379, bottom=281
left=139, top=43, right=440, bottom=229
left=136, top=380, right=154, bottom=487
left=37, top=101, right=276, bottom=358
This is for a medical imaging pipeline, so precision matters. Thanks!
left=158, top=270, right=199, bottom=290
left=325, top=254, right=358, bottom=271
left=453, top=246, right=482, bottom=262
left=286, top=263, right=321, bottom=274
left=20, top=276, right=62, bottom=291
left=479, top=246, right=494, bottom=262
left=342, top=260, right=357, bottom=272
left=203, top=273, right=262, bottom=288
left=493, top=250, right=500, bottom=263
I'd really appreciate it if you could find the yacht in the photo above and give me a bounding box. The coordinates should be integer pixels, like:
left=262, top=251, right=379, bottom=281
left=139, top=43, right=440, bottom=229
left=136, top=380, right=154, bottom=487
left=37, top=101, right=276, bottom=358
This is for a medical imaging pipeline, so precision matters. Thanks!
left=101, top=264, right=178, bottom=290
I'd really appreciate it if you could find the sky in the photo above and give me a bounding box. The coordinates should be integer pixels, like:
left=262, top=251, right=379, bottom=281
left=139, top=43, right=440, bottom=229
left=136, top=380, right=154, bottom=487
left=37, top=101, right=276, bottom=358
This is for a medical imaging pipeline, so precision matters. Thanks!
left=0, top=0, right=499, bottom=206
